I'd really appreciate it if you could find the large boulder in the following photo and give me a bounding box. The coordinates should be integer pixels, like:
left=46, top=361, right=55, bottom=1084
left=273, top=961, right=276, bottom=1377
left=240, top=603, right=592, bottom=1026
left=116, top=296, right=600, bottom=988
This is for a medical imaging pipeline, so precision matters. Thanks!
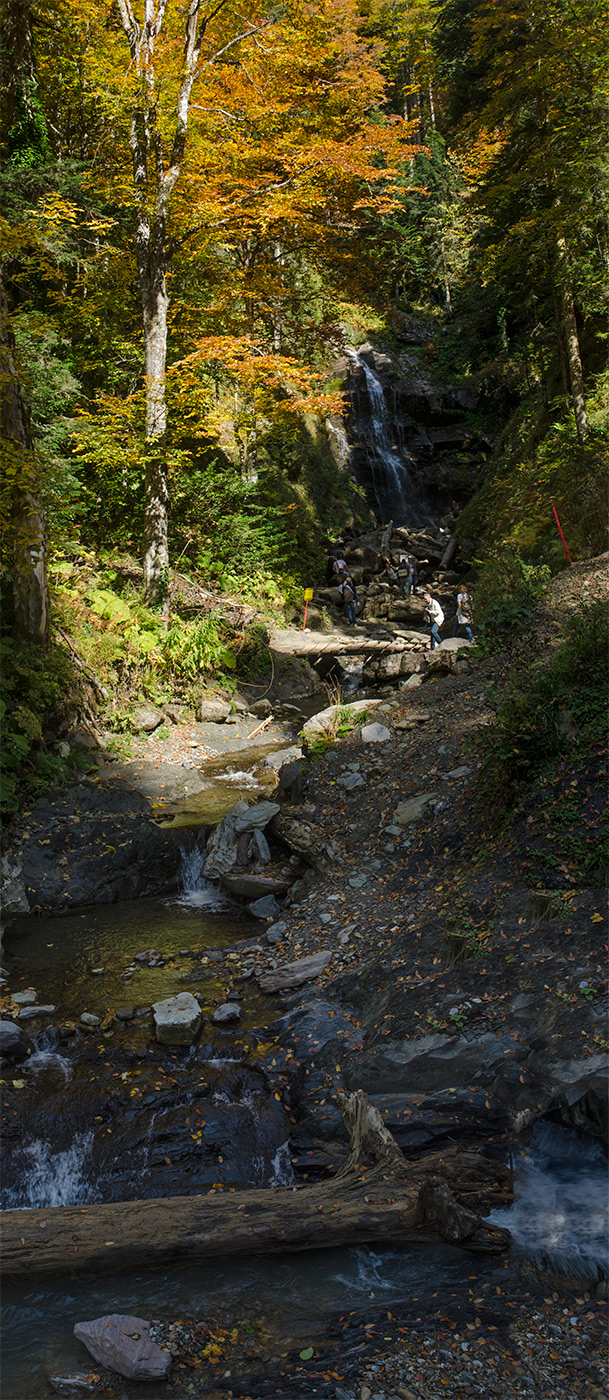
left=212, top=1002, right=242, bottom=1025
left=221, top=872, right=288, bottom=899
left=200, top=698, right=231, bottom=722
left=152, top=992, right=202, bottom=1046
left=73, top=1315, right=171, bottom=1381
left=131, top=705, right=163, bottom=732
left=0, top=1019, right=33, bottom=1060
left=248, top=893, right=280, bottom=920
left=361, top=722, right=391, bottom=743
left=202, top=800, right=249, bottom=880
left=301, top=698, right=381, bottom=742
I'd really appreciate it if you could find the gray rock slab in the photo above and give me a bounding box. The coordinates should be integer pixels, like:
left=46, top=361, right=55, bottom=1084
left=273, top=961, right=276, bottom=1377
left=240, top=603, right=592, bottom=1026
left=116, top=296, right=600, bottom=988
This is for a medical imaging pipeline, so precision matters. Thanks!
left=437, top=637, right=473, bottom=651
left=202, top=800, right=249, bottom=879
left=234, top=801, right=280, bottom=833
left=211, top=1002, right=242, bottom=1024
left=442, top=765, right=472, bottom=779
left=259, top=950, right=332, bottom=993
left=222, top=872, right=288, bottom=899
left=400, top=673, right=424, bottom=689
left=17, top=1004, right=56, bottom=1020
left=361, top=722, right=391, bottom=743
left=302, top=698, right=381, bottom=741
left=251, top=828, right=271, bottom=863
left=152, top=992, right=202, bottom=1046
left=393, top=792, right=439, bottom=825
left=73, top=1314, right=171, bottom=1381
left=11, top=990, right=37, bottom=1005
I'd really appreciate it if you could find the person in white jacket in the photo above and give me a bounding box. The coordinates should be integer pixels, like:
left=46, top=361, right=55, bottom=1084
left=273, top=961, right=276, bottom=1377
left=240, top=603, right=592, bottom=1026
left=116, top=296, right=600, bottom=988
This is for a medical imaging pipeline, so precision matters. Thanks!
left=422, top=592, right=444, bottom=649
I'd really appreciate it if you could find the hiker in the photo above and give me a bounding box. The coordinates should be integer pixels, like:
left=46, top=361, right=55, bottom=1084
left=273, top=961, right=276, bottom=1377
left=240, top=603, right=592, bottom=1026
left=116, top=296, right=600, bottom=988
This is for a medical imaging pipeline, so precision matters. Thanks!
left=451, top=499, right=460, bottom=519
left=381, top=561, right=399, bottom=585
left=422, top=591, right=444, bottom=649
left=332, top=554, right=347, bottom=579
left=452, top=587, right=473, bottom=642
left=340, top=574, right=359, bottom=625
left=404, top=555, right=417, bottom=596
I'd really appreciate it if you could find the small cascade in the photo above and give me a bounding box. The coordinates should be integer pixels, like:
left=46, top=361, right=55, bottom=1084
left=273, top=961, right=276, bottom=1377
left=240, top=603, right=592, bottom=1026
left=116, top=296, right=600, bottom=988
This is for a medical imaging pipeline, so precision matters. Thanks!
left=177, top=834, right=231, bottom=909
left=489, top=1123, right=608, bottom=1284
left=269, top=1140, right=295, bottom=1187
left=4, top=1131, right=95, bottom=1209
left=346, top=351, right=430, bottom=526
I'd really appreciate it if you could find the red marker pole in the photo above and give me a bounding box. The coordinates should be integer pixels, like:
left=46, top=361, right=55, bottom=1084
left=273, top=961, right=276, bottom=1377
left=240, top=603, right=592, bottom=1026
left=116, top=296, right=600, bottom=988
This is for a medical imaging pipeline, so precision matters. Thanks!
left=552, top=504, right=572, bottom=564
left=302, top=601, right=309, bottom=631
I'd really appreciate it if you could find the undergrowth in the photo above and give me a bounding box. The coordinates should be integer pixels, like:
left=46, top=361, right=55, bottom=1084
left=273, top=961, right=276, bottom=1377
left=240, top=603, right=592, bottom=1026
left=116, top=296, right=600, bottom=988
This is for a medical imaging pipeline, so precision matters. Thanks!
left=479, top=601, right=608, bottom=814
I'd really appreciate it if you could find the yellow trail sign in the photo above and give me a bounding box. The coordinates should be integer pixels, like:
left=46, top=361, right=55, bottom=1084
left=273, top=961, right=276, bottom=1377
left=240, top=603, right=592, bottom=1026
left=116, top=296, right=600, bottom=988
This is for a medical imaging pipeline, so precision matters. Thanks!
left=304, top=588, right=314, bottom=601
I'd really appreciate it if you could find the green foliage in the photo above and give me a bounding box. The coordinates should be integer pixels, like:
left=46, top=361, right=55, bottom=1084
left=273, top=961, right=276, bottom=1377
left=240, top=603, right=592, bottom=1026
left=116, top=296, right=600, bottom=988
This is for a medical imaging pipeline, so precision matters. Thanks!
left=163, top=615, right=237, bottom=681
left=472, top=549, right=550, bottom=649
left=480, top=601, right=609, bottom=808
left=0, top=628, right=76, bottom=816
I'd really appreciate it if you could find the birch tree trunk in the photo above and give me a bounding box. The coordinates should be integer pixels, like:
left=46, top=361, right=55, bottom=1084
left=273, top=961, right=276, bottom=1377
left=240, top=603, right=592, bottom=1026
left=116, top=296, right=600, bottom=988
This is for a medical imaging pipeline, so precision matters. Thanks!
left=0, top=278, right=49, bottom=643
left=117, top=0, right=211, bottom=603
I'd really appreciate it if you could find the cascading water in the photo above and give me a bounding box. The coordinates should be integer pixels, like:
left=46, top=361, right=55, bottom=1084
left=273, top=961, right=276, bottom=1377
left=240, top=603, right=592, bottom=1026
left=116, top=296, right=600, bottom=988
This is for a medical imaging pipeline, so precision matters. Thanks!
left=177, top=833, right=232, bottom=908
left=346, top=350, right=430, bottom=526
left=3, top=1131, right=95, bottom=1209
left=488, top=1122, right=609, bottom=1283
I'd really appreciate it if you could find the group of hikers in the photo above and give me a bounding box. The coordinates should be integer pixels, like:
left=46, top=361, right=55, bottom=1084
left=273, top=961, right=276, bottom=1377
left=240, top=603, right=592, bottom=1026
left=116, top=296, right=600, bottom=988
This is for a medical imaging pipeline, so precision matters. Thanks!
left=325, top=544, right=473, bottom=648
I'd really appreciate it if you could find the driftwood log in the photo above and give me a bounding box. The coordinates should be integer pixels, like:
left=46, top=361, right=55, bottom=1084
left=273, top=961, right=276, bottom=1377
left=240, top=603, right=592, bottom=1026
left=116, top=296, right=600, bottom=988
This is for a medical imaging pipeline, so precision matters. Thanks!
left=0, top=1091, right=512, bottom=1279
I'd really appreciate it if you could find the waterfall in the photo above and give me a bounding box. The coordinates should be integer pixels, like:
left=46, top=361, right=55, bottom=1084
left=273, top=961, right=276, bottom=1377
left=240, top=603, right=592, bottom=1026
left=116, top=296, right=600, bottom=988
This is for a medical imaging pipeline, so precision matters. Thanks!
left=177, top=834, right=233, bottom=908
left=346, top=350, right=429, bottom=526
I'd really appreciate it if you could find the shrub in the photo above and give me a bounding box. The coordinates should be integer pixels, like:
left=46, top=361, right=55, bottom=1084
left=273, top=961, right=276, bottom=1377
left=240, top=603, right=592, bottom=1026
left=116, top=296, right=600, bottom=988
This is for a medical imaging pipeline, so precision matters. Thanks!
left=473, top=548, right=550, bottom=650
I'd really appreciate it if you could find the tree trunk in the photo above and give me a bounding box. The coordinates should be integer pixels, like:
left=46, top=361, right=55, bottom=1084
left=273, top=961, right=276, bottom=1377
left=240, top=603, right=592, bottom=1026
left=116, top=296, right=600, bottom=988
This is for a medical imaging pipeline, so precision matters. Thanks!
left=0, top=1094, right=512, bottom=1279
left=556, top=235, right=590, bottom=442
left=0, top=278, right=49, bottom=643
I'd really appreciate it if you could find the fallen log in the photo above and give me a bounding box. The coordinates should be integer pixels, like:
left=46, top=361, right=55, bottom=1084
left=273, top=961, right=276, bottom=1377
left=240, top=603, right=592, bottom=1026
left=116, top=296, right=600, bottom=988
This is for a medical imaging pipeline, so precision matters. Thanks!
left=0, top=1092, right=512, bottom=1279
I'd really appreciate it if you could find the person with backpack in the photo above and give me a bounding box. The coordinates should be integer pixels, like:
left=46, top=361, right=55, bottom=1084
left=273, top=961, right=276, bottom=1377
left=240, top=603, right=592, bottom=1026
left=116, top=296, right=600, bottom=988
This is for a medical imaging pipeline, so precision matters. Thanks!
left=422, top=591, right=444, bottom=649
left=340, top=574, right=359, bottom=625
left=452, top=587, right=473, bottom=642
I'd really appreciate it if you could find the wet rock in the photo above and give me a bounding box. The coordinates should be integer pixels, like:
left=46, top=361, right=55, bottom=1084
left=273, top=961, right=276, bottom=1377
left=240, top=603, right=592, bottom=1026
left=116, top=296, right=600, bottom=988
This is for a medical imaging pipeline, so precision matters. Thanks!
left=212, top=1002, right=242, bottom=1024
left=152, top=992, right=202, bottom=1046
left=251, top=698, right=273, bottom=718
left=17, top=1004, right=56, bottom=1020
left=80, top=1012, right=101, bottom=1028
left=200, top=697, right=231, bottom=722
left=234, top=800, right=281, bottom=833
left=0, top=1020, right=33, bottom=1059
left=393, top=792, right=439, bottom=825
left=11, top=990, right=37, bottom=1006
left=49, top=1372, right=101, bottom=1396
left=73, top=1314, right=171, bottom=1381
left=131, top=705, right=164, bottom=732
left=361, top=722, right=391, bottom=743
left=259, top=950, right=332, bottom=992
left=115, top=1007, right=135, bottom=1021
left=248, top=893, right=280, bottom=920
